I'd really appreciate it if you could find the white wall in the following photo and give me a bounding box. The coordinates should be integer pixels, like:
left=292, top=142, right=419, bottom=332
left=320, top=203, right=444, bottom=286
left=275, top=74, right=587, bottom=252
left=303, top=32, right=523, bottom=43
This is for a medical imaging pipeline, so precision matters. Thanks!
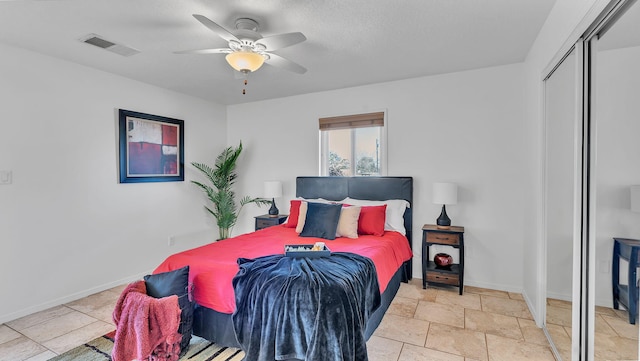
left=594, top=45, right=640, bottom=307
left=0, top=43, right=227, bottom=323
left=227, top=63, right=529, bottom=292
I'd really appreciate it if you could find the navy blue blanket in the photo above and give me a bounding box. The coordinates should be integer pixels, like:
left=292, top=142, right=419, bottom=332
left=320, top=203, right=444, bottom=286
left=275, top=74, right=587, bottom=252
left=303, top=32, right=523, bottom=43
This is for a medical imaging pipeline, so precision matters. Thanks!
left=232, top=252, right=381, bottom=361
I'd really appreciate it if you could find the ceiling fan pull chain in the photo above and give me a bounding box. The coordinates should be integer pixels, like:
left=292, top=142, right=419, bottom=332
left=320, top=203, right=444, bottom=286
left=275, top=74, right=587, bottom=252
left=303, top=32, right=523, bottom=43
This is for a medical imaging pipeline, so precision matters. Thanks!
left=242, top=79, right=248, bottom=95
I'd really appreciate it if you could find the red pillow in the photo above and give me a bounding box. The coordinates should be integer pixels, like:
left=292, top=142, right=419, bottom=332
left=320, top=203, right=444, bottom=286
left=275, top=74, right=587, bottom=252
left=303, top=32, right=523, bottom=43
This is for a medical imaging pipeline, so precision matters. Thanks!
left=357, top=204, right=387, bottom=236
left=284, top=200, right=302, bottom=228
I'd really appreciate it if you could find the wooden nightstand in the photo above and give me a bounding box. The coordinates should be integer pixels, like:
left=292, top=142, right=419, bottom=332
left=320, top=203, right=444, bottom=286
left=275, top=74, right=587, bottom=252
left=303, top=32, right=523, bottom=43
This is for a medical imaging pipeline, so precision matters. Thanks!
left=422, top=224, right=465, bottom=295
left=254, top=214, right=288, bottom=231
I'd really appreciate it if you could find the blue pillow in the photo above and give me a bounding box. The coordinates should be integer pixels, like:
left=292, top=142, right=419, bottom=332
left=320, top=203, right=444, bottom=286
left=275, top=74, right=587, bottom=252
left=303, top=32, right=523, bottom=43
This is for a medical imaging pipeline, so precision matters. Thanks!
left=299, top=202, right=342, bottom=240
left=144, top=266, right=192, bottom=355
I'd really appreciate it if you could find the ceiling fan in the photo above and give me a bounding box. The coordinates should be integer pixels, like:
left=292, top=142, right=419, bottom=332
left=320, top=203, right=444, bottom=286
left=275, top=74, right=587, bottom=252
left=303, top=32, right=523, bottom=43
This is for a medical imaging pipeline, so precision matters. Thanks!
left=175, top=14, right=307, bottom=75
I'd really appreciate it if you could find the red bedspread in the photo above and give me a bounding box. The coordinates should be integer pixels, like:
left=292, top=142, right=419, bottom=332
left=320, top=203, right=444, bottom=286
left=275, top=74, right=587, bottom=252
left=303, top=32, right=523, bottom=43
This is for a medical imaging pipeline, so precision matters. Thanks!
left=153, top=225, right=412, bottom=314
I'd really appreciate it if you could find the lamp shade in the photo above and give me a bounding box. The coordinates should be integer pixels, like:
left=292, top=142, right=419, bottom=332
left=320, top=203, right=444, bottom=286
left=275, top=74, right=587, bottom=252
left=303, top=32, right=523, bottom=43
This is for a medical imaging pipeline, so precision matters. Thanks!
left=226, top=51, right=265, bottom=73
left=433, top=183, right=457, bottom=205
left=632, top=185, right=640, bottom=213
left=264, top=181, right=283, bottom=198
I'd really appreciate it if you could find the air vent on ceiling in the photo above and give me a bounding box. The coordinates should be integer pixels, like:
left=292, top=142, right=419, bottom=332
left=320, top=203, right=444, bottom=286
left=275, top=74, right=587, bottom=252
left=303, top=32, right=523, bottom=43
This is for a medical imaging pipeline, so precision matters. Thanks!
left=79, top=33, right=140, bottom=57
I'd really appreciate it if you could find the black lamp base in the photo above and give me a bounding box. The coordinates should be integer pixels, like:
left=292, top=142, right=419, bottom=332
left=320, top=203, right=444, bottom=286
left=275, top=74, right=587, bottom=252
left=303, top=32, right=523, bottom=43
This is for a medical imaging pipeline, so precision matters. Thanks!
left=268, top=198, right=279, bottom=217
left=436, top=204, right=451, bottom=229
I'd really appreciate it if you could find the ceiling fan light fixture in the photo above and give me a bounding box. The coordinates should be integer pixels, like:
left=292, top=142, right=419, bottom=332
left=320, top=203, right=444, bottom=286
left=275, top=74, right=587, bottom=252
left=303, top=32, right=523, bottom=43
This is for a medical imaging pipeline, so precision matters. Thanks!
left=225, top=51, right=265, bottom=73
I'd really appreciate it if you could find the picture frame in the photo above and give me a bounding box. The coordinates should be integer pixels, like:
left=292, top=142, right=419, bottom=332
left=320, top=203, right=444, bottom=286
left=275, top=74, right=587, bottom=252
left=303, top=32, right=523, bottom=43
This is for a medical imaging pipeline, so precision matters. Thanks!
left=118, top=109, right=184, bottom=183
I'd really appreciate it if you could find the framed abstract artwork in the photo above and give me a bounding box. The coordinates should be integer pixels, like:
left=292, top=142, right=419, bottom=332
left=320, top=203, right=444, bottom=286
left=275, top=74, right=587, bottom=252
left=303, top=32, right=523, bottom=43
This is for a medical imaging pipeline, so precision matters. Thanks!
left=118, top=109, right=184, bottom=183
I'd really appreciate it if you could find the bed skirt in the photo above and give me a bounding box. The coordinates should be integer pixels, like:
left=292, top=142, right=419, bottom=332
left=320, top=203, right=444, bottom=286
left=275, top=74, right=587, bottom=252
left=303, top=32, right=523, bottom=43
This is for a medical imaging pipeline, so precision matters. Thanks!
left=192, top=261, right=408, bottom=349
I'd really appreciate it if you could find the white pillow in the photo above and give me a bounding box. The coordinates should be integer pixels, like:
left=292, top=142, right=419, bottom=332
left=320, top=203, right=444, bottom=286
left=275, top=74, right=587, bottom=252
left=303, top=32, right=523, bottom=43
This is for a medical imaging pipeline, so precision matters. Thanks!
left=342, top=197, right=409, bottom=235
left=296, top=197, right=333, bottom=204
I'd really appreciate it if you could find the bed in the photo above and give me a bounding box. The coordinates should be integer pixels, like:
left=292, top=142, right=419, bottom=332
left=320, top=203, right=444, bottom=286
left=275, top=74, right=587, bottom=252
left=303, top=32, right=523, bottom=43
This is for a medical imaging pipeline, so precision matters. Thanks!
left=153, top=176, right=413, bottom=360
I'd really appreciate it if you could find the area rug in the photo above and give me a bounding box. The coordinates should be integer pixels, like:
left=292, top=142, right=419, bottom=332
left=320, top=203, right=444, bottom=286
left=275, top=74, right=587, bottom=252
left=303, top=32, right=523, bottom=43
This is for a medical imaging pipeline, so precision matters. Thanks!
left=47, top=331, right=245, bottom=361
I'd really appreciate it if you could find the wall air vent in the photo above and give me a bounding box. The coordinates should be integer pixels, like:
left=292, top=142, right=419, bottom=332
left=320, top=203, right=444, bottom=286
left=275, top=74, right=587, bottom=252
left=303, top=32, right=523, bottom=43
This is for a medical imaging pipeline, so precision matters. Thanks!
left=79, top=33, right=140, bottom=57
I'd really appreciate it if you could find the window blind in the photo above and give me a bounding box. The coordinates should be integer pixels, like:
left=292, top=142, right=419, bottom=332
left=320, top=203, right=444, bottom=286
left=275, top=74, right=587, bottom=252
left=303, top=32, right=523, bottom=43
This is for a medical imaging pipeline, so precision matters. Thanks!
left=318, top=111, right=384, bottom=131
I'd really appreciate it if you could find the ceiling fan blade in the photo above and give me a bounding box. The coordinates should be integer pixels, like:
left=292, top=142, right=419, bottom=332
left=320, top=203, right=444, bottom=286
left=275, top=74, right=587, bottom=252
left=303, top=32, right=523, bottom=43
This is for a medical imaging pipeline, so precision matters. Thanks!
left=192, top=14, right=238, bottom=43
left=256, top=32, right=306, bottom=51
left=174, top=48, right=231, bottom=55
left=265, top=53, right=307, bottom=74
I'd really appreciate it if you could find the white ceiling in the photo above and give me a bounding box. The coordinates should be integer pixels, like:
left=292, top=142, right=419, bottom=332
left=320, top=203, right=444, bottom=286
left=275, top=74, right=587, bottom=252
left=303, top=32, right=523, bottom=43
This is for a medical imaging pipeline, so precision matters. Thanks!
left=0, top=0, right=557, bottom=105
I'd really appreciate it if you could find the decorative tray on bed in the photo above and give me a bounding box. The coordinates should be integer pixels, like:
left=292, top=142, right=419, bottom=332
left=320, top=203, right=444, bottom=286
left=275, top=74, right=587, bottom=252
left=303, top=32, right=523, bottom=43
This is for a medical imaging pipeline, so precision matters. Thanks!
left=284, top=243, right=331, bottom=258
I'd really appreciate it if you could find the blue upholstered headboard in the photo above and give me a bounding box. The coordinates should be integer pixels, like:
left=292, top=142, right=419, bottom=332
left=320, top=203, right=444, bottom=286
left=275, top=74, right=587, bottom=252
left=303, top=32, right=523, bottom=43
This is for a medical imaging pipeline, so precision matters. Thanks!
left=296, top=176, right=413, bottom=279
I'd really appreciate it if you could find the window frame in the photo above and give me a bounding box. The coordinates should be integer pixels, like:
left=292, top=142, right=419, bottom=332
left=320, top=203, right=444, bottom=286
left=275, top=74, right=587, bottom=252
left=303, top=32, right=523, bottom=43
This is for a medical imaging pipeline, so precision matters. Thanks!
left=318, top=111, right=388, bottom=177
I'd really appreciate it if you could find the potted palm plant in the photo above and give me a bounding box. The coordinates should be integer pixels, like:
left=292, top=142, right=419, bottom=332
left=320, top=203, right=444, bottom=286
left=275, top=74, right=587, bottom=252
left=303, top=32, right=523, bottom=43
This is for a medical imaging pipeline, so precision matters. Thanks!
left=191, top=142, right=270, bottom=239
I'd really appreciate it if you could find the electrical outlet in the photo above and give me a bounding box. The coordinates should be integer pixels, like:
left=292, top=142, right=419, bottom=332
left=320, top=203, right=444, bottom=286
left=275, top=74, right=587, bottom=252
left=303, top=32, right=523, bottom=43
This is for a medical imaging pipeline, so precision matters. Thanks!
left=168, top=236, right=175, bottom=246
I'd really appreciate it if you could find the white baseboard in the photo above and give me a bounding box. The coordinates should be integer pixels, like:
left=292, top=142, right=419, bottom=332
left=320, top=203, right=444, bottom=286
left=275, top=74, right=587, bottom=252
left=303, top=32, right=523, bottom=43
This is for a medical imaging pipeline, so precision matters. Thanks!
left=0, top=270, right=151, bottom=325
left=522, top=289, right=541, bottom=326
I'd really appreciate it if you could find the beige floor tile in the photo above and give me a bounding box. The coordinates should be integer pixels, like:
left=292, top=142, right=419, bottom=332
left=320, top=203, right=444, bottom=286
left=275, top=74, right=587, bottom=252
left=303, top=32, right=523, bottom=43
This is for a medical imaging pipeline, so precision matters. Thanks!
left=517, top=319, right=549, bottom=346
left=547, top=298, right=572, bottom=310
left=5, top=305, right=74, bottom=331
left=388, top=296, right=419, bottom=318
left=415, top=300, right=465, bottom=328
left=481, top=296, right=532, bottom=320
left=66, top=289, right=119, bottom=316
left=24, top=350, right=58, bottom=361
left=508, top=292, right=524, bottom=300
left=374, top=313, right=430, bottom=346
left=425, top=323, right=488, bottom=361
left=108, top=284, right=128, bottom=295
left=594, top=333, right=639, bottom=361
left=436, top=290, right=482, bottom=311
left=594, top=314, right=617, bottom=336
left=42, top=320, right=115, bottom=354
left=0, top=324, right=22, bottom=344
left=546, top=304, right=572, bottom=327
left=600, top=314, right=639, bottom=340
left=485, top=334, right=555, bottom=361
left=464, top=309, right=522, bottom=340
left=0, top=336, right=47, bottom=361
left=595, top=305, right=617, bottom=317
left=556, top=346, right=571, bottom=361
left=612, top=307, right=632, bottom=321
left=85, top=302, right=117, bottom=324
left=398, top=343, right=464, bottom=361
left=367, top=335, right=403, bottom=361
left=545, top=323, right=571, bottom=356
left=464, top=286, right=509, bottom=299
left=20, top=310, right=97, bottom=343
left=397, top=281, right=438, bottom=302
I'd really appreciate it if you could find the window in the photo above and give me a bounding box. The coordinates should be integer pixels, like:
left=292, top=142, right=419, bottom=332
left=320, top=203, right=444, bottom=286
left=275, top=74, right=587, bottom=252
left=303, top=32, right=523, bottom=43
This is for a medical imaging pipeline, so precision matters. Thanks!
left=319, top=111, right=386, bottom=176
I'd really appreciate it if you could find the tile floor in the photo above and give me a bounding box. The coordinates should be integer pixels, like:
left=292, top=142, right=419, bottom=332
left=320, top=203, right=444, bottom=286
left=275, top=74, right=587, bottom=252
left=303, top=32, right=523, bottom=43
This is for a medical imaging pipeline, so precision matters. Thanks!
left=0, top=280, right=559, bottom=361
left=546, top=298, right=639, bottom=361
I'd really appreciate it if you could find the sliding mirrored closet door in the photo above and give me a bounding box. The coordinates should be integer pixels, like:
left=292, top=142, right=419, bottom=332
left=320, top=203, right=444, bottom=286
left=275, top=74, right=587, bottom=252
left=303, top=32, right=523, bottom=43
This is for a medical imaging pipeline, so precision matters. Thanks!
left=542, top=0, right=639, bottom=359
left=544, top=47, right=580, bottom=361
left=590, top=1, right=640, bottom=359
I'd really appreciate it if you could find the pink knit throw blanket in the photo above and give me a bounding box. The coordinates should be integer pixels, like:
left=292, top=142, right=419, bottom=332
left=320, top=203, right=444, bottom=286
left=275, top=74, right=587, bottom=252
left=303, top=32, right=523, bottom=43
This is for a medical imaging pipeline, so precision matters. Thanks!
left=112, top=280, right=182, bottom=361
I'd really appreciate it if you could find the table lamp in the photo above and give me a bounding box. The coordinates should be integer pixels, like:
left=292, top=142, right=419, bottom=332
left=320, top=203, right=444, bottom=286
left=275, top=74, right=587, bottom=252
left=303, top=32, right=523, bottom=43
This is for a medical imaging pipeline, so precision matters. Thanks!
left=264, top=181, right=283, bottom=217
left=433, top=182, right=457, bottom=229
